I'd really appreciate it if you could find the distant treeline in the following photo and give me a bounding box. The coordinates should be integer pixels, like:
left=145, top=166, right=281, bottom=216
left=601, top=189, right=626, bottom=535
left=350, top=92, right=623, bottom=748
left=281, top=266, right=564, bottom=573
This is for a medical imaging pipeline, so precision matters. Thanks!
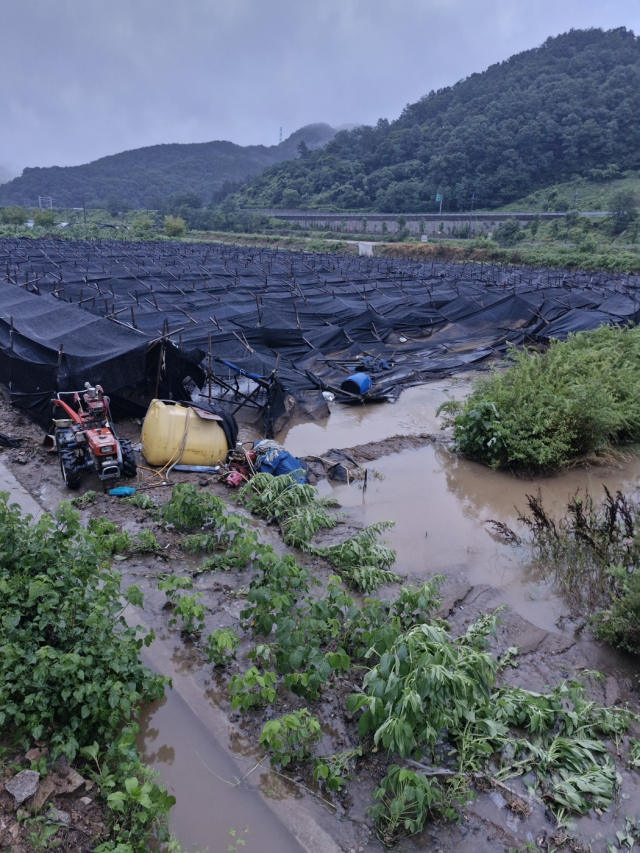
left=0, top=124, right=337, bottom=210
left=232, top=28, right=639, bottom=213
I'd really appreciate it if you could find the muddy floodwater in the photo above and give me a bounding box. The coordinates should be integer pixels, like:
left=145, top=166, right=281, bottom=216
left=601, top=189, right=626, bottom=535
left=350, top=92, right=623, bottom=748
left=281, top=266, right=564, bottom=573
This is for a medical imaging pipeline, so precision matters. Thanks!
left=282, top=380, right=640, bottom=633
left=3, top=379, right=640, bottom=852
left=129, top=379, right=640, bottom=852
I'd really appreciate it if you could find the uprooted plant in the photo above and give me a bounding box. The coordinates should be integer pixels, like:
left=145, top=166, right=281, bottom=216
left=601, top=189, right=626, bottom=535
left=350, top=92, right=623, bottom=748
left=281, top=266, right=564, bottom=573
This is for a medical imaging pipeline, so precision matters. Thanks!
left=492, top=487, right=640, bottom=653
left=237, top=471, right=342, bottom=548
left=347, top=616, right=636, bottom=844
left=308, top=520, right=399, bottom=592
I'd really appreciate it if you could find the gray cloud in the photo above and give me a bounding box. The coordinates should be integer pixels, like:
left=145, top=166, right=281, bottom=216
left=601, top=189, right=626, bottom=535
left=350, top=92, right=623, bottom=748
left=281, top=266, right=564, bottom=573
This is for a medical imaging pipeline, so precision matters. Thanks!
left=1, top=0, right=637, bottom=172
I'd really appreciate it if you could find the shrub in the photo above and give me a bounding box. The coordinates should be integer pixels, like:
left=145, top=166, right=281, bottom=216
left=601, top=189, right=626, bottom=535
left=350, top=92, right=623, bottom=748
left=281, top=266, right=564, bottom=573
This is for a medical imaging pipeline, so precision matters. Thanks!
left=493, top=220, right=522, bottom=246
left=0, top=495, right=166, bottom=760
left=438, top=325, right=640, bottom=472
left=0, top=206, right=28, bottom=225
left=164, top=215, right=186, bottom=237
left=32, top=208, right=56, bottom=227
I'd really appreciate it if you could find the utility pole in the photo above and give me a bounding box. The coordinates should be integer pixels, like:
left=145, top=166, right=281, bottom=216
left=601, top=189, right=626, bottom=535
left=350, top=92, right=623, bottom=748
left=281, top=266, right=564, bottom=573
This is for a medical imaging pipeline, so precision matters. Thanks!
left=279, top=127, right=283, bottom=144
left=82, top=195, right=87, bottom=224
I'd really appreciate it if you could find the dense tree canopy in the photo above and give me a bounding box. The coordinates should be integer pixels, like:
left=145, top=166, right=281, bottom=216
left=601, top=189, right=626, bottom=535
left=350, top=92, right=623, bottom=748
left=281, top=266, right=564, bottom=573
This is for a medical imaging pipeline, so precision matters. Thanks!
left=0, top=124, right=337, bottom=210
left=235, top=28, right=639, bottom=213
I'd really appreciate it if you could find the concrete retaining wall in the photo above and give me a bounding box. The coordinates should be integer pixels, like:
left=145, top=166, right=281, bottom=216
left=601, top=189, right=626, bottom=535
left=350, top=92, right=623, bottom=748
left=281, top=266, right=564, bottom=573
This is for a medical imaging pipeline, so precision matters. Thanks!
left=252, top=210, right=600, bottom=237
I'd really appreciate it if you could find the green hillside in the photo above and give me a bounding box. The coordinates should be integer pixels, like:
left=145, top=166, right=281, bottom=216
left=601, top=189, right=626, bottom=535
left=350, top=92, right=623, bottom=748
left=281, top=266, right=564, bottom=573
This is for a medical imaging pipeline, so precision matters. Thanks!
left=0, top=124, right=337, bottom=209
left=491, top=169, right=640, bottom=213
left=233, top=28, right=639, bottom=213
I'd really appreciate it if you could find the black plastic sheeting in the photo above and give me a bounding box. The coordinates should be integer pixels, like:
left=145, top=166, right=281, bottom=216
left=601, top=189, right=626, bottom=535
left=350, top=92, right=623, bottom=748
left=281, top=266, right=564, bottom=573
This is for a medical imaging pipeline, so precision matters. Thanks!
left=0, top=283, right=148, bottom=424
left=1, top=238, right=639, bottom=420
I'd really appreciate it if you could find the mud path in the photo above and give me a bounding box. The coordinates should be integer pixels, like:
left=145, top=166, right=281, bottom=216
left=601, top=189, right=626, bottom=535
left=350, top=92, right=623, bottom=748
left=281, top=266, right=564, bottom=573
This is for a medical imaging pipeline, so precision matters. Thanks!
left=1, top=383, right=640, bottom=852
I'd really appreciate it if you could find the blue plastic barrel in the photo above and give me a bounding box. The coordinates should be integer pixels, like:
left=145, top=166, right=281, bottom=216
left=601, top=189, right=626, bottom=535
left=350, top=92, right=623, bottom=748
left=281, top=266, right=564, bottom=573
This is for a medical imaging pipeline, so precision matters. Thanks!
left=341, top=372, right=372, bottom=395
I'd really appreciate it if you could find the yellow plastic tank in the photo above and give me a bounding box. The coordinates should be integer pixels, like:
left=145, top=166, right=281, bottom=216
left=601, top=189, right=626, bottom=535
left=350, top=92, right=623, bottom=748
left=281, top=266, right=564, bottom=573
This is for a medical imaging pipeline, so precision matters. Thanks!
left=141, top=400, right=229, bottom=467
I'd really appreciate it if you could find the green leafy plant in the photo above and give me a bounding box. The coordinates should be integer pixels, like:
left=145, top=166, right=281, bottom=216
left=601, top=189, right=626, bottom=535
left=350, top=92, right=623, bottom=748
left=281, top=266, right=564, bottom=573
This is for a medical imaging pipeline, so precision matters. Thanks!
left=370, top=765, right=468, bottom=846
left=259, top=710, right=322, bottom=766
left=71, top=490, right=97, bottom=508
left=347, top=616, right=632, bottom=830
left=228, top=667, right=277, bottom=710
left=105, top=774, right=176, bottom=849
left=168, top=592, right=206, bottom=634
left=129, top=529, right=162, bottom=555
left=202, top=628, right=239, bottom=666
left=309, top=521, right=398, bottom=591
left=159, top=483, right=226, bottom=531
left=0, top=496, right=165, bottom=760
left=158, top=574, right=193, bottom=603
left=313, top=747, right=362, bottom=791
left=227, top=827, right=249, bottom=853
left=238, top=472, right=340, bottom=547
left=439, top=327, right=640, bottom=472
left=121, top=493, right=157, bottom=510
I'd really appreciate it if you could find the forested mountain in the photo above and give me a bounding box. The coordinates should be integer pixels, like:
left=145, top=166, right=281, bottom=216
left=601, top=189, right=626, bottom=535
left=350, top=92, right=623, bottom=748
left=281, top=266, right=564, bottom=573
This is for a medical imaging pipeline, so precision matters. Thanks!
left=234, top=28, right=639, bottom=213
left=0, top=124, right=337, bottom=209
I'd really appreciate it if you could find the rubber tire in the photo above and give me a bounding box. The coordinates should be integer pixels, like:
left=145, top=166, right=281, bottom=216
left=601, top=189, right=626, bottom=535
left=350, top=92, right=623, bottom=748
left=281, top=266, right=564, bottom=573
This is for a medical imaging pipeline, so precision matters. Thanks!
left=119, top=439, right=137, bottom=478
left=59, top=448, right=82, bottom=490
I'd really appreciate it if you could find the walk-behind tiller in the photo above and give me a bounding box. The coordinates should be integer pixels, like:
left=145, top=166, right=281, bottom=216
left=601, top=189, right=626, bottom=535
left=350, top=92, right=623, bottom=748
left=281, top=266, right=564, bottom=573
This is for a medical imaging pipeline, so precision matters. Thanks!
left=52, top=384, right=136, bottom=490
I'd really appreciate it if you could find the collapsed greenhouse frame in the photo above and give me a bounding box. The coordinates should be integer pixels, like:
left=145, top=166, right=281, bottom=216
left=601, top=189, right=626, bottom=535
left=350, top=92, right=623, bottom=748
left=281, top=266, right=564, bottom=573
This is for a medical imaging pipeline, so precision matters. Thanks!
left=1, top=237, right=639, bottom=432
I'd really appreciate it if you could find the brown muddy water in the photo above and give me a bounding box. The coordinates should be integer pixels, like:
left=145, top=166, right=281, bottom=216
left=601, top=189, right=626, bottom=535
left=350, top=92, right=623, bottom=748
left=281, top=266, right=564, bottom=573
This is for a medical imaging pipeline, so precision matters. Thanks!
left=13, top=379, right=640, bottom=851
left=281, top=379, right=640, bottom=633
left=127, top=379, right=640, bottom=852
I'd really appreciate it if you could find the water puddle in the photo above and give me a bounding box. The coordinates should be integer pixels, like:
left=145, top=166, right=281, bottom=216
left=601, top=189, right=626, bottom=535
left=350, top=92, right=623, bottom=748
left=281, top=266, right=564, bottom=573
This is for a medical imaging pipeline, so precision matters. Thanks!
left=278, top=378, right=471, bottom=456
left=137, top=688, right=305, bottom=853
left=279, top=379, right=640, bottom=634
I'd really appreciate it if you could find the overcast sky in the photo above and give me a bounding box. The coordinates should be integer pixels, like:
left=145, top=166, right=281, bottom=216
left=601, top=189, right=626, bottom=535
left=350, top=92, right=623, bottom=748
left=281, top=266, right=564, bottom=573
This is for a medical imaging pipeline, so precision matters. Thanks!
left=0, top=0, right=637, bottom=180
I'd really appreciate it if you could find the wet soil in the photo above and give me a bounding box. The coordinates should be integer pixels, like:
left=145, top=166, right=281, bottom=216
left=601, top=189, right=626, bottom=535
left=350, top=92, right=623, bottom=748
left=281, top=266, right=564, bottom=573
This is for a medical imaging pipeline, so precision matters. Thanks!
left=2, top=383, right=640, bottom=852
left=0, top=745, right=106, bottom=852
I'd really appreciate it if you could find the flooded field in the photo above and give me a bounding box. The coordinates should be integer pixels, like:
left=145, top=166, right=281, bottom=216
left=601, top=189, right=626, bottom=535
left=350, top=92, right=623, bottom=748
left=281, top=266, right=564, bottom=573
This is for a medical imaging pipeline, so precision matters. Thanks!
left=282, top=380, right=640, bottom=633
left=2, top=379, right=640, bottom=852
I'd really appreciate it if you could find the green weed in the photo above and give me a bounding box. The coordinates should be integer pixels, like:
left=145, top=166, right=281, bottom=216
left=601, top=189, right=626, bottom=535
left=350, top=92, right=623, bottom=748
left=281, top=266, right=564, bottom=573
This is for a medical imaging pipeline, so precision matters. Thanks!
left=202, top=628, right=239, bottom=666
left=259, top=710, right=322, bottom=766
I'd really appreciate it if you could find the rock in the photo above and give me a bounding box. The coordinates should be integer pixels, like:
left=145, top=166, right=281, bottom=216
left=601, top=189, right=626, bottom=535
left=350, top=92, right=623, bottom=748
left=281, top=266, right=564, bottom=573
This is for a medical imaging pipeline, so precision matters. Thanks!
left=79, top=796, right=92, bottom=806
left=30, top=776, right=56, bottom=811
left=605, top=676, right=621, bottom=707
left=47, top=806, right=70, bottom=826
left=51, top=763, right=87, bottom=794
left=5, top=769, right=39, bottom=807
left=25, top=748, right=46, bottom=762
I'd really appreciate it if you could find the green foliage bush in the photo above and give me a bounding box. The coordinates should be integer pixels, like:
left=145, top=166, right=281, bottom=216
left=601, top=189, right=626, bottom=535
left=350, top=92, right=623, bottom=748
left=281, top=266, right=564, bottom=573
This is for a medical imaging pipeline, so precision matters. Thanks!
left=32, top=208, right=56, bottom=227
left=438, top=325, right=640, bottom=472
left=0, top=495, right=166, bottom=760
left=259, top=709, right=322, bottom=766
left=0, top=495, right=174, bottom=850
left=0, top=205, right=28, bottom=224
left=163, top=215, right=186, bottom=237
